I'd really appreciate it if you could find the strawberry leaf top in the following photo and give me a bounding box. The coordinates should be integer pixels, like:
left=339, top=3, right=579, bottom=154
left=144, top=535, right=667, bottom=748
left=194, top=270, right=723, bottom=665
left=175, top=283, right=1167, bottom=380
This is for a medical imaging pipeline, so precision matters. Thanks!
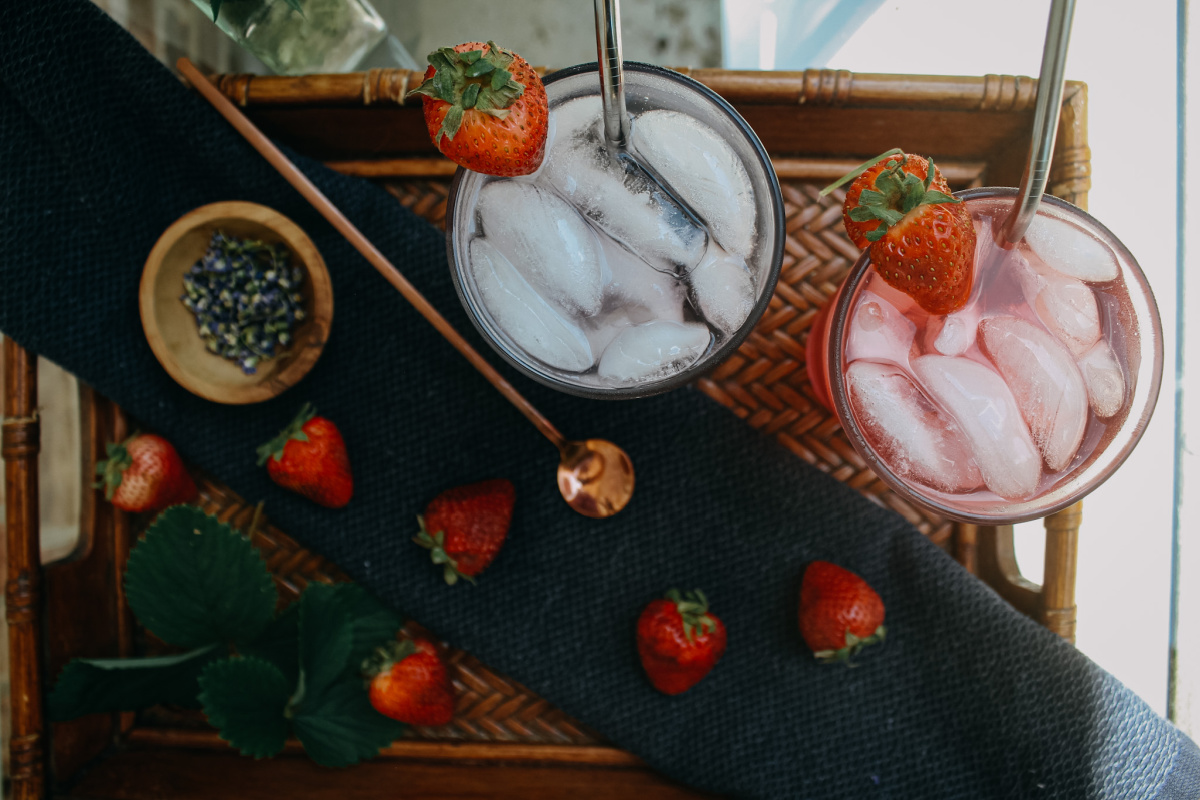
left=95, top=434, right=135, bottom=499
left=413, top=517, right=475, bottom=586
left=407, top=42, right=526, bottom=142
left=665, top=589, right=718, bottom=643
left=813, top=624, right=888, bottom=666
left=256, top=403, right=315, bottom=466
left=198, top=656, right=292, bottom=759
left=845, top=155, right=959, bottom=243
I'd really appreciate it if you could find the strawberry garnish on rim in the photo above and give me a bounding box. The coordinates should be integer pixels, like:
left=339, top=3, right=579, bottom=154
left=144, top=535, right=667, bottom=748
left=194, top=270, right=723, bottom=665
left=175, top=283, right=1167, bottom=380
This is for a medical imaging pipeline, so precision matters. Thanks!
left=827, top=149, right=976, bottom=315
left=407, top=41, right=548, bottom=177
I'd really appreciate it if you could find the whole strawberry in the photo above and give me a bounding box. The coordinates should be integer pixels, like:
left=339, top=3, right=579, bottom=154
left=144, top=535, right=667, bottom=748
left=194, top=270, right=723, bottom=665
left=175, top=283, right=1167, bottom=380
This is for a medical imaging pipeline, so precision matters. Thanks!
left=407, top=41, right=548, bottom=177
left=842, top=151, right=975, bottom=314
left=256, top=403, right=352, bottom=508
left=798, top=561, right=886, bottom=665
left=636, top=589, right=727, bottom=695
left=414, top=479, right=515, bottom=585
left=95, top=433, right=197, bottom=513
left=365, top=637, right=455, bottom=726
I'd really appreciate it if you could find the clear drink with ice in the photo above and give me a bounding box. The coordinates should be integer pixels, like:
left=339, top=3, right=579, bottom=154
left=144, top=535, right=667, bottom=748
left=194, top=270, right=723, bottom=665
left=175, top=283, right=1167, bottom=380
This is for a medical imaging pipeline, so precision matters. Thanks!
left=823, top=189, right=1162, bottom=523
left=446, top=63, right=783, bottom=398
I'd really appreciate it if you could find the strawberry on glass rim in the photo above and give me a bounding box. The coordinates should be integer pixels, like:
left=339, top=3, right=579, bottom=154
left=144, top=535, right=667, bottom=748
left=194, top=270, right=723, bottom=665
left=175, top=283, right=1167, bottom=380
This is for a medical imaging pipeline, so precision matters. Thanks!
left=407, top=41, right=549, bottom=177
left=830, top=148, right=976, bottom=315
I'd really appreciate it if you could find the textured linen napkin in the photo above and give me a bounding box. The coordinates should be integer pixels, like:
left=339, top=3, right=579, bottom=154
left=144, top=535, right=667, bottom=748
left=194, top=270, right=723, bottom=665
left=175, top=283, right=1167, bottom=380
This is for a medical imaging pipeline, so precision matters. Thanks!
left=2, top=2, right=1197, bottom=797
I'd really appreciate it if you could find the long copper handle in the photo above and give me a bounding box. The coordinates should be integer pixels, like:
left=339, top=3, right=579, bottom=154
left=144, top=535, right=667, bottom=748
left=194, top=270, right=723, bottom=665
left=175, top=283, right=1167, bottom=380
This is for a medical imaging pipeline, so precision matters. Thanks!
left=176, top=58, right=566, bottom=448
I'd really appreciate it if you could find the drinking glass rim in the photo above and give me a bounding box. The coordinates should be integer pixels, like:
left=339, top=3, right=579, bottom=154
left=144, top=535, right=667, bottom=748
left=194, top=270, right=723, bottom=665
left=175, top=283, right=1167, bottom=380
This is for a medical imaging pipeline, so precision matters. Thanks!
left=444, top=61, right=785, bottom=400
left=826, top=187, right=1165, bottom=524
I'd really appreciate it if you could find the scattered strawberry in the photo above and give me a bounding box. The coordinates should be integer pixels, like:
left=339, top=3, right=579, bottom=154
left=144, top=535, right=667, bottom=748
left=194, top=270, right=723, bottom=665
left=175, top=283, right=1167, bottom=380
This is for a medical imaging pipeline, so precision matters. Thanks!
left=365, top=637, right=455, bottom=726
left=798, top=561, right=886, bottom=665
left=407, top=41, right=548, bottom=177
left=636, top=589, right=727, bottom=695
left=95, top=433, right=197, bottom=513
left=414, top=479, right=515, bottom=585
left=256, top=403, right=352, bottom=508
left=839, top=150, right=975, bottom=315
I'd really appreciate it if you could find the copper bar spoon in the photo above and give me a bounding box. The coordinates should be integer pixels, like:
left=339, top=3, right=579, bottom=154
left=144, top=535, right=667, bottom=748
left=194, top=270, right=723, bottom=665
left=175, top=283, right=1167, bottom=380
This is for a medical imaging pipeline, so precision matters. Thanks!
left=176, top=58, right=634, bottom=519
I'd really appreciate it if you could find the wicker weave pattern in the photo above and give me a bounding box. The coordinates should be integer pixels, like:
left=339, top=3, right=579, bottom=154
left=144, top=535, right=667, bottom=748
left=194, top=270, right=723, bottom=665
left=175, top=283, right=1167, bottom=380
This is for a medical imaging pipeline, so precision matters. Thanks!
left=380, top=178, right=954, bottom=545
left=191, top=476, right=601, bottom=745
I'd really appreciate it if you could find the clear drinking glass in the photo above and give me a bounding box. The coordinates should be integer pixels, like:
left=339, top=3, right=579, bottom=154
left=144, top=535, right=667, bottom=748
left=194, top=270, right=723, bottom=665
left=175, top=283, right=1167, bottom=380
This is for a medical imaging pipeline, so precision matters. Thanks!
left=445, top=62, right=785, bottom=399
left=813, top=188, right=1163, bottom=524
left=191, top=0, right=388, bottom=75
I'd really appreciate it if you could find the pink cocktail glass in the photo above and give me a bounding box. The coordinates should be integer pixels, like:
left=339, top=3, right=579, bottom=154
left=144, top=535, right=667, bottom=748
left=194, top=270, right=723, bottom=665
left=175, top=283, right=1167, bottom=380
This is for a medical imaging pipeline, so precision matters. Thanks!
left=809, top=188, right=1163, bottom=524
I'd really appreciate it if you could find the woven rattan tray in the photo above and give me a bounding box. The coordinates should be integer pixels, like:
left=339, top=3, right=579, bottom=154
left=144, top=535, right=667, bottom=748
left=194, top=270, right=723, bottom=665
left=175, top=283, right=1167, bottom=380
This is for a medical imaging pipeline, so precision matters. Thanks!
left=2, top=68, right=1089, bottom=799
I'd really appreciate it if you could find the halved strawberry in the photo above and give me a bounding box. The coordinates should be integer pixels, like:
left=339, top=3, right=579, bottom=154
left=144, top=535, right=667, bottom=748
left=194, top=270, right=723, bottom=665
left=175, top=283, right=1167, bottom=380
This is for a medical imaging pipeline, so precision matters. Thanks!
left=840, top=152, right=975, bottom=315
left=407, top=41, right=548, bottom=177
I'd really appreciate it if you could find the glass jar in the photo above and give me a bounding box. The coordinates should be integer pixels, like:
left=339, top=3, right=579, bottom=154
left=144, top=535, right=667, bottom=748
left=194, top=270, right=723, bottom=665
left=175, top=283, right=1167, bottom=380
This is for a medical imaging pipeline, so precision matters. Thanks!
left=192, top=0, right=388, bottom=75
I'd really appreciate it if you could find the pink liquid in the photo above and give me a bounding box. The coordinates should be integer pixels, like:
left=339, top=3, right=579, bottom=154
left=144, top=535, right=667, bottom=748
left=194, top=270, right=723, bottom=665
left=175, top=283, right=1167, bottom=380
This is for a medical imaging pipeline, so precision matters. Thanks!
left=833, top=194, right=1142, bottom=518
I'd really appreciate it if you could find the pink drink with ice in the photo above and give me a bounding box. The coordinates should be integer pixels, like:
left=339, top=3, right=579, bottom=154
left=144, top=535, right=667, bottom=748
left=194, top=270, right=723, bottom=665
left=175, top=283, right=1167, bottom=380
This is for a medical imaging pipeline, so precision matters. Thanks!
left=827, top=189, right=1162, bottom=523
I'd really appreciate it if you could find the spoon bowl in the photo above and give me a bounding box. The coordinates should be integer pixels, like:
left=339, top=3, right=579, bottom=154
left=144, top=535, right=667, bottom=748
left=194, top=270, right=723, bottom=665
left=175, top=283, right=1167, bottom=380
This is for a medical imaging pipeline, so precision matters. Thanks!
left=556, top=438, right=635, bottom=518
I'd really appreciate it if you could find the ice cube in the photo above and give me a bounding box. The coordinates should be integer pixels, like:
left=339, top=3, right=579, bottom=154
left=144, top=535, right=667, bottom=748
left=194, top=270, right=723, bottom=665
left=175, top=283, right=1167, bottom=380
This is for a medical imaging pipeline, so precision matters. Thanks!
left=477, top=181, right=605, bottom=317
left=1024, top=214, right=1119, bottom=283
left=1078, top=338, right=1126, bottom=418
left=924, top=306, right=979, bottom=357
left=540, top=102, right=708, bottom=275
left=1013, top=251, right=1102, bottom=356
left=912, top=354, right=1042, bottom=500
left=602, top=238, right=687, bottom=325
left=630, top=110, right=757, bottom=259
left=470, top=239, right=594, bottom=372
left=688, top=243, right=756, bottom=335
left=979, top=316, right=1087, bottom=473
left=597, top=320, right=711, bottom=384
left=846, top=289, right=917, bottom=366
left=846, top=360, right=984, bottom=493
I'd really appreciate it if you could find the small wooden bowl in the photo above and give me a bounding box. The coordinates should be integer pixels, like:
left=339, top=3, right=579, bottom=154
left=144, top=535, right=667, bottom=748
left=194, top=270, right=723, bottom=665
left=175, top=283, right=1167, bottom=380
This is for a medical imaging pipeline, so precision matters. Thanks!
left=140, top=201, right=333, bottom=404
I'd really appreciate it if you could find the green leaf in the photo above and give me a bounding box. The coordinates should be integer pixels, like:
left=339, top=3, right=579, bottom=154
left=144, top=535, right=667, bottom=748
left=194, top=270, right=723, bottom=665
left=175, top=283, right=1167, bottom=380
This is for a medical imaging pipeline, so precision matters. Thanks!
left=490, top=68, right=511, bottom=92
left=199, top=657, right=291, bottom=759
left=439, top=105, right=464, bottom=141
left=49, top=645, right=221, bottom=721
left=293, top=679, right=404, bottom=768
left=429, top=51, right=454, bottom=72
left=460, top=83, right=480, bottom=109
left=124, top=507, right=278, bottom=649
left=298, top=583, right=353, bottom=704
left=329, top=584, right=402, bottom=676
left=464, top=59, right=495, bottom=78
left=240, top=603, right=300, bottom=687
left=921, top=189, right=960, bottom=205
left=460, top=49, right=482, bottom=65
left=432, top=68, right=454, bottom=103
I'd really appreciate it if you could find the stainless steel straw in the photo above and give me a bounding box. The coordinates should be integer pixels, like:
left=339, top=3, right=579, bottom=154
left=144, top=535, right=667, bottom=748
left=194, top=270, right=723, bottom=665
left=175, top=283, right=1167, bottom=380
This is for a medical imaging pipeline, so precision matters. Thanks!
left=594, top=0, right=631, bottom=149
left=998, top=0, right=1076, bottom=246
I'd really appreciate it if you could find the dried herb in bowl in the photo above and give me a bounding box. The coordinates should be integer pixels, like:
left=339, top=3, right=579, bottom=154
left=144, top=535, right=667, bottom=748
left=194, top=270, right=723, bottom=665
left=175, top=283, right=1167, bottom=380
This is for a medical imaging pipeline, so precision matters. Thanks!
left=182, top=231, right=306, bottom=374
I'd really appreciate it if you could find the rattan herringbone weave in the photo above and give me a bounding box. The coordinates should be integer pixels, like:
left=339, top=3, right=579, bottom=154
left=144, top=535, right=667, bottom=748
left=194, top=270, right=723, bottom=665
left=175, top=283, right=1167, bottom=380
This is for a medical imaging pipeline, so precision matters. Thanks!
left=191, top=477, right=602, bottom=745
left=384, top=177, right=955, bottom=545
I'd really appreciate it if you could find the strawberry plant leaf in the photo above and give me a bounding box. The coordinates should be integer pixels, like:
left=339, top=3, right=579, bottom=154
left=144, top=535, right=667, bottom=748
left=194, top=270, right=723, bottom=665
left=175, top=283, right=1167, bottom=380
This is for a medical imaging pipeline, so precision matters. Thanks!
left=292, top=678, right=404, bottom=768
left=239, top=603, right=300, bottom=688
left=490, top=68, right=511, bottom=91
left=461, top=83, right=480, bottom=109
left=198, top=656, right=291, bottom=759
left=48, top=645, right=221, bottom=721
left=298, top=583, right=353, bottom=703
left=124, top=507, right=277, bottom=649
left=329, top=584, right=402, bottom=675
left=464, top=59, right=494, bottom=78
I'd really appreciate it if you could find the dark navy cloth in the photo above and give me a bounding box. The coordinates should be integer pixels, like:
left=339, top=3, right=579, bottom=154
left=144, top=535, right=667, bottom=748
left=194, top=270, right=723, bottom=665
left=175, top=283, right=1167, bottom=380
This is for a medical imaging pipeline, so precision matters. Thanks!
left=2, top=2, right=1197, bottom=797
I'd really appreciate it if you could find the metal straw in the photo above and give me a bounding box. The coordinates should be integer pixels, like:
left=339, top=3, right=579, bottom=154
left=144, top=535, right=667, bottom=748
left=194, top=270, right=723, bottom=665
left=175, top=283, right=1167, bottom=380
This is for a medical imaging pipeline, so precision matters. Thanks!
left=997, top=0, right=1076, bottom=246
left=594, top=0, right=631, bottom=149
